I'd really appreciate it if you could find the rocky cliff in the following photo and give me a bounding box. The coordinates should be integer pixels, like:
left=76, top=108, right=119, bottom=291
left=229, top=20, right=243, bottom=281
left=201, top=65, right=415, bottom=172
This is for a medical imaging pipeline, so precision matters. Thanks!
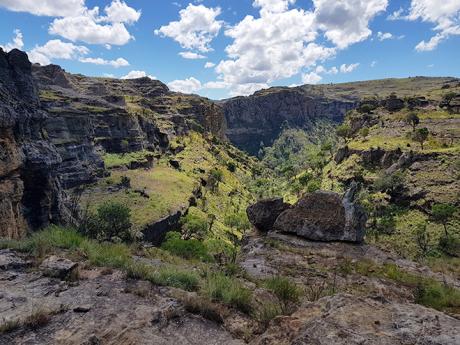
left=0, top=49, right=227, bottom=239
left=222, top=87, right=356, bottom=154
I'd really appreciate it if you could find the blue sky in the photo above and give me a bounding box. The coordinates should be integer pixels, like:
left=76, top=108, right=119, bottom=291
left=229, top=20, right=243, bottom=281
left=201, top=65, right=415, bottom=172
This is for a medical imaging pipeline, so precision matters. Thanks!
left=0, top=0, right=459, bottom=99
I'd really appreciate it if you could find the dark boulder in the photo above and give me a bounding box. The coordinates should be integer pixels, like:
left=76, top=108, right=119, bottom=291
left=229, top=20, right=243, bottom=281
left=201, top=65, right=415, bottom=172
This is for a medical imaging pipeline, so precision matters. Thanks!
left=382, top=95, right=405, bottom=112
left=272, top=186, right=367, bottom=243
left=247, top=198, right=290, bottom=232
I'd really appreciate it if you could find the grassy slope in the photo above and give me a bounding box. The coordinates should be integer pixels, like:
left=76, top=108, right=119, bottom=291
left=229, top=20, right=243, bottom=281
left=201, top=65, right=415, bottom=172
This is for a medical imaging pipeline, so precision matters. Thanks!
left=83, top=132, right=256, bottom=244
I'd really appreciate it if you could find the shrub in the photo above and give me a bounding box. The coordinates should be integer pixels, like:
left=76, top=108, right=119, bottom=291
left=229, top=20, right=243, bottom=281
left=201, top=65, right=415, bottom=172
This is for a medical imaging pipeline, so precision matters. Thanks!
left=373, top=172, right=404, bottom=194
left=91, top=201, right=132, bottom=241
left=405, top=113, right=420, bottom=131
left=412, top=127, right=429, bottom=150
left=336, top=124, right=351, bottom=141
left=265, top=276, right=301, bottom=304
left=298, top=171, right=313, bottom=186
left=306, top=179, right=321, bottom=193
left=203, top=272, right=252, bottom=313
left=227, top=161, right=237, bottom=172
left=181, top=211, right=209, bottom=240
left=183, top=295, right=223, bottom=323
left=224, top=212, right=251, bottom=231
left=431, top=203, right=456, bottom=237
left=161, top=232, right=213, bottom=262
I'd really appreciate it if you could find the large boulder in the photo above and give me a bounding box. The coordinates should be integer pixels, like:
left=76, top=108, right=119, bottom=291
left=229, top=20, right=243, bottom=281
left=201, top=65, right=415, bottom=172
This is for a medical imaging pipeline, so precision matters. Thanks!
left=39, top=255, right=78, bottom=280
left=247, top=198, right=290, bottom=232
left=272, top=186, right=366, bottom=243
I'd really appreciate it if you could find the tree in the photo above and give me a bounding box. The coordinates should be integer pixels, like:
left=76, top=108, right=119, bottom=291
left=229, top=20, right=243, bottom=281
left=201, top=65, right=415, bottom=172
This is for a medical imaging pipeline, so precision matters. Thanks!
left=412, top=127, right=429, bottom=150
left=336, top=124, right=351, bottom=142
left=431, top=203, right=456, bottom=237
left=359, top=127, right=369, bottom=138
left=405, top=113, right=420, bottom=132
left=357, top=104, right=374, bottom=114
left=87, top=201, right=132, bottom=242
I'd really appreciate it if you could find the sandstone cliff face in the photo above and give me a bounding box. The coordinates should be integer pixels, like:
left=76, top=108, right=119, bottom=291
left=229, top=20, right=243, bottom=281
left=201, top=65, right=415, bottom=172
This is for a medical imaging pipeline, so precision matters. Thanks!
left=0, top=49, right=69, bottom=238
left=222, top=87, right=356, bottom=154
left=0, top=50, right=228, bottom=239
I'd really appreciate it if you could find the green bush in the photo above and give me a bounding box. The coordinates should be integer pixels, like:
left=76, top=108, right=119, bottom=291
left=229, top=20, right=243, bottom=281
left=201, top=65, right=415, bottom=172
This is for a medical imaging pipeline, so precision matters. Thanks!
left=265, top=276, right=301, bottom=304
left=203, top=272, right=252, bottom=313
left=86, top=201, right=132, bottom=242
left=224, top=212, right=251, bottom=231
left=80, top=240, right=131, bottom=269
left=306, top=179, right=321, bottom=193
left=227, top=161, right=237, bottom=172
left=359, top=127, right=370, bottom=138
left=161, top=232, right=213, bottom=262
left=181, top=211, right=208, bottom=239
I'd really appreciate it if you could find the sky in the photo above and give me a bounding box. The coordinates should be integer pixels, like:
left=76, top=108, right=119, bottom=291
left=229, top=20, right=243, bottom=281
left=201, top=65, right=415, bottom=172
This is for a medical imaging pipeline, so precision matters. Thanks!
left=0, top=0, right=459, bottom=99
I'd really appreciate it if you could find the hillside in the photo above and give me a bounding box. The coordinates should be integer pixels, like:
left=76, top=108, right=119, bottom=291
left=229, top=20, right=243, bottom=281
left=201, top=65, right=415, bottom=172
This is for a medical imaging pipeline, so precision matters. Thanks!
left=1, top=49, right=459, bottom=344
left=221, top=76, right=460, bottom=154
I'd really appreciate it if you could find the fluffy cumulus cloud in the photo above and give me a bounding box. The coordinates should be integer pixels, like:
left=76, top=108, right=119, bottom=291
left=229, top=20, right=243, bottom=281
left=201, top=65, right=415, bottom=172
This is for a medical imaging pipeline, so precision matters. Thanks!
left=313, top=0, right=388, bottom=49
left=179, top=52, right=206, bottom=59
left=406, top=0, right=460, bottom=51
left=121, top=70, right=156, bottom=80
left=28, top=39, right=89, bottom=65
left=0, top=29, right=24, bottom=52
left=339, top=63, right=359, bottom=73
left=209, top=0, right=385, bottom=96
left=204, top=62, right=216, bottom=68
left=0, top=0, right=141, bottom=46
left=0, top=0, right=85, bottom=17
left=168, top=77, right=202, bottom=93
left=49, top=1, right=141, bottom=46
left=155, top=4, right=223, bottom=53
left=79, top=57, right=129, bottom=68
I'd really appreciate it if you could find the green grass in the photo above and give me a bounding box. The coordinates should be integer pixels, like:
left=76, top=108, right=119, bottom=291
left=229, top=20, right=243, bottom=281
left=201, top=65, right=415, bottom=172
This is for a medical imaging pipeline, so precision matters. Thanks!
left=102, top=150, right=152, bottom=169
left=353, top=260, right=460, bottom=313
left=202, top=272, right=253, bottom=313
left=264, top=276, right=301, bottom=304
left=80, top=240, right=132, bottom=268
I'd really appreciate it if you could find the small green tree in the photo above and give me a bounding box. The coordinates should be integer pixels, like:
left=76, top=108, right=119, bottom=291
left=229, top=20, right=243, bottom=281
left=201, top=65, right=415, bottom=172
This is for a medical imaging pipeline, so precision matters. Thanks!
left=336, top=124, right=351, bottom=142
left=412, top=127, right=429, bottom=150
left=87, top=201, right=132, bottom=242
left=405, top=113, right=420, bottom=131
left=298, top=171, right=313, bottom=186
left=357, top=104, right=374, bottom=114
left=431, top=203, right=456, bottom=237
left=181, top=212, right=208, bottom=240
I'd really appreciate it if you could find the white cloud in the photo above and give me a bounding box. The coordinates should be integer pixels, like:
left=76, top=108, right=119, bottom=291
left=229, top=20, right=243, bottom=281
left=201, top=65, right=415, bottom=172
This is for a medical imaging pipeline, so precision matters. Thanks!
left=230, top=83, right=269, bottom=97
left=339, top=63, right=359, bottom=73
left=168, top=77, right=202, bottom=93
left=49, top=16, right=133, bottom=46
left=28, top=39, right=89, bottom=65
left=302, top=72, right=322, bottom=84
left=315, top=65, right=338, bottom=74
left=121, top=70, right=156, bottom=80
left=377, top=31, right=393, bottom=40
left=253, top=0, right=296, bottom=14
left=204, top=62, right=216, bottom=68
left=204, top=81, right=229, bottom=89
left=387, top=8, right=404, bottom=20
left=212, top=0, right=384, bottom=96
left=313, top=0, right=388, bottom=49
left=0, top=29, right=24, bottom=52
left=0, top=0, right=85, bottom=17
left=155, top=4, right=223, bottom=52
left=79, top=57, right=129, bottom=68
left=103, top=0, right=141, bottom=24
left=370, top=60, right=377, bottom=67
left=179, top=51, right=206, bottom=59
left=397, top=0, right=460, bottom=51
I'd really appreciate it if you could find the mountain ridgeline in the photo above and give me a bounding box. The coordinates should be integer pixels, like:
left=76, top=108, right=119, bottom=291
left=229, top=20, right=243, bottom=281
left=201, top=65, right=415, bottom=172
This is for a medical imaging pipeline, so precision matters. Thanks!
left=2, top=49, right=460, bottom=344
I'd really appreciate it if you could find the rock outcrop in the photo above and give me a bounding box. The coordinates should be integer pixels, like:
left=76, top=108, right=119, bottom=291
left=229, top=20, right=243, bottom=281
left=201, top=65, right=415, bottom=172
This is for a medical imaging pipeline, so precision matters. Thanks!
left=272, top=187, right=366, bottom=243
left=0, top=49, right=70, bottom=239
left=252, top=293, right=460, bottom=345
left=221, top=87, right=356, bottom=154
left=0, top=49, right=228, bottom=239
left=247, top=198, right=290, bottom=233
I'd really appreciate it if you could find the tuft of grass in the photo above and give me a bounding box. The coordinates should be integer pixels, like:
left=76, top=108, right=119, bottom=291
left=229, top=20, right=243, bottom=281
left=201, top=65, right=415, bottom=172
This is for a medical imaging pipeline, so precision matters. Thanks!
left=161, top=232, right=213, bottom=262
left=265, top=276, right=301, bottom=304
left=183, top=295, right=223, bottom=324
left=0, top=226, right=84, bottom=258
left=150, top=266, right=200, bottom=291
left=202, top=272, right=252, bottom=313
left=79, top=240, right=131, bottom=269
left=0, top=319, right=20, bottom=334
left=255, top=302, right=283, bottom=326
